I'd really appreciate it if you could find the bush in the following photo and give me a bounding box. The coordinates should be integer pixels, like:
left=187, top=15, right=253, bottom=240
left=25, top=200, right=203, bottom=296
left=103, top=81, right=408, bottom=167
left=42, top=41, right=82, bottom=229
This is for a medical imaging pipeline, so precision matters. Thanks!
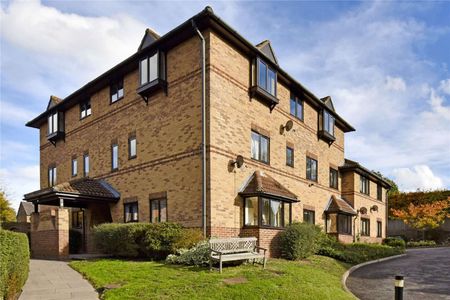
left=0, top=229, right=30, bottom=300
left=93, top=222, right=200, bottom=259
left=69, top=229, right=83, bottom=254
left=407, top=240, right=437, bottom=247
left=383, top=237, right=406, bottom=248
left=166, top=240, right=210, bottom=266
left=280, top=222, right=322, bottom=260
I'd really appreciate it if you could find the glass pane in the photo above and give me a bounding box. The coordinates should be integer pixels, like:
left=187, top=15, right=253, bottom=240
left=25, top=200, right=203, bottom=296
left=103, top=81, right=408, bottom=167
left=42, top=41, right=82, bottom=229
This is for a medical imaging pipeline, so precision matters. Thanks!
left=48, top=115, right=53, bottom=134
left=132, top=204, right=138, bottom=221
left=111, top=93, right=118, bottom=102
left=149, top=53, right=158, bottom=82
left=312, top=160, right=317, bottom=181
left=260, top=136, right=269, bottom=163
left=72, top=159, right=77, bottom=176
left=261, top=198, right=270, bottom=226
left=284, top=203, right=290, bottom=226
left=270, top=199, right=282, bottom=227
left=53, top=168, right=57, bottom=184
left=297, top=100, right=303, bottom=119
left=267, top=68, right=276, bottom=96
left=86, top=106, right=91, bottom=116
left=112, top=145, right=118, bottom=169
left=53, top=113, right=58, bottom=132
left=251, top=132, right=259, bottom=160
left=258, top=59, right=267, bottom=89
left=84, top=156, right=89, bottom=175
left=130, top=138, right=136, bottom=157
left=290, top=97, right=296, bottom=116
left=306, top=159, right=311, bottom=179
left=160, top=200, right=167, bottom=222
left=140, top=58, right=148, bottom=85
left=244, top=197, right=258, bottom=226
left=151, top=200, right=159, bottom=223
left=286, top=148, right=293, bottom=166
left=118, top=88, right=124, bottom=99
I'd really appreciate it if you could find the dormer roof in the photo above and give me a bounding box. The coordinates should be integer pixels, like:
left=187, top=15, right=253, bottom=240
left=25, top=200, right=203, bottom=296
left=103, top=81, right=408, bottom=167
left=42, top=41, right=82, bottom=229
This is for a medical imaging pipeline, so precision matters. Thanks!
left=138, top=28, right=161, bottom=51
left=320, top=96, right=335, bottom=112
left=255, top=40, right=278, bottom=65
left=46, top=95, right=62, bottom=110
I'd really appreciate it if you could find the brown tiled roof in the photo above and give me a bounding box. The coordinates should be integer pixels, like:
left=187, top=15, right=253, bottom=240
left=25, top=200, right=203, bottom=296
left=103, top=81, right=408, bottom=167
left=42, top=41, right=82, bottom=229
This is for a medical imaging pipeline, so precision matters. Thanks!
left=239, top=171, right=298, bottom=201
left=325, top=195, right=357, bottom=215
left=24, top=178, right=120, bottom=202
left=19, top=201, right=34, bottom=215
left=255, top=40, right=279, bottom=65
left=339, top=158, right=392, bottom=188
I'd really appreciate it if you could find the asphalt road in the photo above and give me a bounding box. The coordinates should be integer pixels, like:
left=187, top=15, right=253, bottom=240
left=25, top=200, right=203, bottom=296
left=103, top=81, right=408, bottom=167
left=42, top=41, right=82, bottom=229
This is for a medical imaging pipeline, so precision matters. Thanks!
left=347, top=247, right=450, bottom=300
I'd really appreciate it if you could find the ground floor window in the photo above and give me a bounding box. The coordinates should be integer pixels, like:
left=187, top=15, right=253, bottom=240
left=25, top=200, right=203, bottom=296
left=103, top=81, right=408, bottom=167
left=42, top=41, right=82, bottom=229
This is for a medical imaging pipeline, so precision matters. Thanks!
left=303, top=209, right=315, bottom=224
left=377, top=220, right=382, bottom=237
left=150, top=198, right=167, bottom=223
left=338, top=214, right=352, bottom=235
left=244, top=196, right=291, bottom=228
left=361, top=218, right=370, bottom=236
left=71, top=210, right=83, bottom=228
left=124, top=202, right=138, bottom=223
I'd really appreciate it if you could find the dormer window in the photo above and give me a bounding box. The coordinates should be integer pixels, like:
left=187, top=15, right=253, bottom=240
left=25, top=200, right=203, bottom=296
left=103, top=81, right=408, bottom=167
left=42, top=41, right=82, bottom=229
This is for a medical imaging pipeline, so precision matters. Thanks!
left=48, top=112, right=59, bottom=135
left=110, top=79, right=124, bottom=103
left=47, top=111, right=64, bottom=144
left=318, top=110, right=336, bottom=144
left=137, top=50, right=166, bottom=104
left=80, top=100, right=91, bottom=119
left=250, top=58, right=278, bottom=110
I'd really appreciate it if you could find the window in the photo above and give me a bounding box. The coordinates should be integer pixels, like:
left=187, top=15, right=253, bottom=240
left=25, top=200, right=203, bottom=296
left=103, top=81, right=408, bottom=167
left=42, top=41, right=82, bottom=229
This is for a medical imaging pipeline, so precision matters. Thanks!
left=124, top=202, right=138, bottom=223
left=377, top=184, right=382, bottom=201
left=323, top=110, right=335, bottom=136
left=338, top=214, right=352, bottom=234
left=47, top=112, right=59, bottom=135
left=361, top=218, right=370, bottom=236
left=110, top=79, right=124, bottom=103
left=360, top=176, right=370, bottom=195
left=330, top=168, right=338, bottom=189
left=306, top=157, right=318, bottom=181
left=83, top=154, right=89, bottom=177
left=244, top=197, right=259, bottom=226
left=48, top=166, right=56, bottom=187
left=290, top=94, right=303, bottom=120
left=129, top=137, right=137, bottom=159
left=80, top=100, right=91, bottom=119
left=303, top=210, right=315, bottom=224
left=377, top=221, right=382, bottom=238
left=150, top=198, right=167, bottom=223
left=261, top=198, right=290, bottom=228
left=251, top=131, right=269, bottom=164
left=72, top=211, right=83, bottom=229
left=286, top=147, right=294, bottom=167
left=111, top=144, right=119, bottom=171
left=257, top=58, right=276, bottom=96
left=140, top=52, right=160, bottom=86
left=71, top=158, right=77, bottom=177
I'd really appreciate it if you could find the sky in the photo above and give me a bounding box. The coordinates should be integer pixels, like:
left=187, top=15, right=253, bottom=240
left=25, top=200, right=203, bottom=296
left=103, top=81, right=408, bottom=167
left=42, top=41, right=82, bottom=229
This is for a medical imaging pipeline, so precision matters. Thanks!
left=1, top=0, right=450, bottom=211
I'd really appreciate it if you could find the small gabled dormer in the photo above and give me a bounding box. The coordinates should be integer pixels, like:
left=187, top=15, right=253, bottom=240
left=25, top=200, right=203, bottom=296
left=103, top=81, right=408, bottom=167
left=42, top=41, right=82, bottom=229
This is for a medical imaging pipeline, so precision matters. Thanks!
left=136, top=28, right=167, bottom=104
left=46, top=96, right=65, bottom=145
left=250, top=40, right=279, bottom=111
left=318, top=96, right=336, bottom=144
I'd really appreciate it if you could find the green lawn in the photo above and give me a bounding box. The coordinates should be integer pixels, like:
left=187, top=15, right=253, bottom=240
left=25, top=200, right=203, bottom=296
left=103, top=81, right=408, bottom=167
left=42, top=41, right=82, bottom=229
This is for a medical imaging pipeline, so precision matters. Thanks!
left=70, top=256, right=352, bottom=300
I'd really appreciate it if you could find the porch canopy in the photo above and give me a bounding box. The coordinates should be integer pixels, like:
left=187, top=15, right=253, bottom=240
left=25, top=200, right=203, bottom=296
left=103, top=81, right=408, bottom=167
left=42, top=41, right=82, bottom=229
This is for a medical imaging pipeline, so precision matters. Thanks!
left=24, top=178, right=120, bottom=211
left=324, top=195, right=357, bottom=215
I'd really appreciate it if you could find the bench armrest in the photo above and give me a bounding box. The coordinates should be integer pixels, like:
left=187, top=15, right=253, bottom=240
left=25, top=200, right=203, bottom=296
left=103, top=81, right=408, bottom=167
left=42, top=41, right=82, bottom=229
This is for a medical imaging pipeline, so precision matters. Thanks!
left=210, top=248, right=223, bottom=257
left=255, top=246, right=267, bottom=255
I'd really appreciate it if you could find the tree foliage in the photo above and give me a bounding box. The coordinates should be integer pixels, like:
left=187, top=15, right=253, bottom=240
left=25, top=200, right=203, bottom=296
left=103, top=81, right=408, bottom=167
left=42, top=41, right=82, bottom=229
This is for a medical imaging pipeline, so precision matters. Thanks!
left=372, top=171, right=399, bottom=196
left=0, top=189, right=16, bottom=223
left=389, top=190, right=450, bottom=217
left=391, top=200, right=450, bottom=230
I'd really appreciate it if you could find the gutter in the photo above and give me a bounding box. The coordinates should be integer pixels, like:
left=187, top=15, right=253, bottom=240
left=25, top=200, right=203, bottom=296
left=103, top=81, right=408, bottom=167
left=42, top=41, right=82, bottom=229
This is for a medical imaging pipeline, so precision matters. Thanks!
left=192, top=19, right=207, bottom=238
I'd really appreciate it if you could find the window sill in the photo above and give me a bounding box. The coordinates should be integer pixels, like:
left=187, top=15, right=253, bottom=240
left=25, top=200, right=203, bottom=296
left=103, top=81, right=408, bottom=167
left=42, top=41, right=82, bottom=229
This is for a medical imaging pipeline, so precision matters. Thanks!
left=290, top=114, right=304, bottom=122
left=286, top=163, right=294, bottom=168
left=47, top=131, right=65, bottom=142
left=243, top=225, right=286, bottom=230
left=110, top=96, right=124, bottom=105
left=80, top=115, right=91, bottom=121
left=249, top=85, right=279, bottom=110
left=136, top=78, right=167, bottom=99
left=250, top=157, right=270, bottom=166
left=129, top=155, right=137, bottom=160
left=318, top=130, right=336, bottom=143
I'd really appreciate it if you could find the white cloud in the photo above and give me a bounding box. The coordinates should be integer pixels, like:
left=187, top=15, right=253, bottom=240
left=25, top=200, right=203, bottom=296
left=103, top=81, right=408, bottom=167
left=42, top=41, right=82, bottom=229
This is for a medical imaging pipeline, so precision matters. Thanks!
left=385, top=76, right=406, bottom=91
left=0, top=101, right=36, bottom=126
left=0, top=165, right=40, bottom=211
left=392, top=165, right=444, bottom=192
left=439, top=79, right=450, bottom=95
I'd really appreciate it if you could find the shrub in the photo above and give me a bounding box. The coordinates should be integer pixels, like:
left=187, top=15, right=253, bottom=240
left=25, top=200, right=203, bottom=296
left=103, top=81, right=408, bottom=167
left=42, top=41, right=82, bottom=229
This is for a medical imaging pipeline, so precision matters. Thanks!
left=172, top=228, right=204, bottom=251
left=383, top=237, right=406, bottom=248
left=407, top=240, right=437, bottom=247
left=69, top=229, right=83, bottom=254
left=143, top=223, right=183, bottom=259
left=0, top=229, right=30, bottom=300
left=166, top=240, right=210, bottom=266
left=280, top=222, right=322, bottom=260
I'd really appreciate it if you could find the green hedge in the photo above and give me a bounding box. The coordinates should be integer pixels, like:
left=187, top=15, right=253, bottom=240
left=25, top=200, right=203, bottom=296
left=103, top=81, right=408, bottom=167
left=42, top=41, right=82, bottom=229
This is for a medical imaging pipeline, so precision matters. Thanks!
left=0, top=229, right=30, bottom=300
left=93, top=223, right=203, bottom=259
left=407, top=240, right=437, bottom=247
left=279, top=222, right=323, bottom=260
left=383, top=237, right=406, bottom=248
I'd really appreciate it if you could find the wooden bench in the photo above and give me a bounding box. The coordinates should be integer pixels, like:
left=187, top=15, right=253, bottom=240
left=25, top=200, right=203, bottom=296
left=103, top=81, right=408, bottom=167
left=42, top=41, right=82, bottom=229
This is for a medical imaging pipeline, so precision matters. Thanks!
left=209, top=237, right=267, bottom=273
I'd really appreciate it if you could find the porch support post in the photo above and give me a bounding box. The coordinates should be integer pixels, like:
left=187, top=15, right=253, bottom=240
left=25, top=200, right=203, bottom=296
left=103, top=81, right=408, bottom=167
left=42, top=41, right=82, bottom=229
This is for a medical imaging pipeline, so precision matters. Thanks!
left=59, top=198, right=64, bottom=208
left=34, top=201, right=39, bottom=213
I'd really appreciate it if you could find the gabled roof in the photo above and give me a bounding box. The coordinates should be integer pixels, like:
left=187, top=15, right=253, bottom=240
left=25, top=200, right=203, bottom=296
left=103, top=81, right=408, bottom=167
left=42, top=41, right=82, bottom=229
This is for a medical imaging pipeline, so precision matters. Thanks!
left=325, top=195, right=357, bottom=215
left=138, top=28, right=161, bottom=51
left=239, top=171, right=298, bottom=202
left=339, top=159, right=392, bottom=189
left=320, top=96, right=335, bottom=112
left=19, top=201, right=34, bottom=215
left=255, top=40, right=278, bottom=65
left=46, top=95, right=62, bottom=110
left=24, top=178, right=120, bottom=203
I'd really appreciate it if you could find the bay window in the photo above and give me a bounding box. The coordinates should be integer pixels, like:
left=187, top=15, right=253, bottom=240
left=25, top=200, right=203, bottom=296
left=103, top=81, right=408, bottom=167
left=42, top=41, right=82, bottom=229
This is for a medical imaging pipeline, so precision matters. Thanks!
left=338, top=214, right=352, bottom=235
left=257, top=58, right=276, bottom=96
left=47, top=111, right=64, bottom=142
left=323, top=110, right=335, bottom=136
left=244, top=196, right=291, bottom=228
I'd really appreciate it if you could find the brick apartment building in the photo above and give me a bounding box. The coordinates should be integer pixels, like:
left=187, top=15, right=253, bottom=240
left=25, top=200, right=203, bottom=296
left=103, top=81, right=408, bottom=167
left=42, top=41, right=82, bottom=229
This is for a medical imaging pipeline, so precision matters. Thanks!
left=24, top=7, right=390, bottom=257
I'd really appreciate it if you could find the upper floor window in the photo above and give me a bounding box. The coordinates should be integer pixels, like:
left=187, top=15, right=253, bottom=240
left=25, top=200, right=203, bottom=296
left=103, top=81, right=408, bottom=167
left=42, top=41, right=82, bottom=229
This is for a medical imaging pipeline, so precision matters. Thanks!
left=290, top=94, right=303, bottom=120
left=80, top=100, right=91, bottom=119
left=71, top=157, right=77, bottom=177
left=329, top=168, right=338, bottom=189
left=286, top=147, right=294, bottom=167
left=48, top=166, right=56, bottom=187
left=361, top=218, right=370, bottom=236
left=129, top=136, right=137, bottom=159
left=48, top=112, right=58, bottom=135
left=377, top=184, right=382, bottom=201
left=323, top=110, right=335, bottom=136
left=83, top=153, right=90, bottom=177
left=111, top=143, right=119, bottom=171
left=140, top=52, right=165, bottom=86
left=124, top=202, right=138, bottom=223
left=360, top=176, right=370, bottom=195
left=257, top=58, right=276, bottom=96
left=150, top=198, right=167, bottom=223
left=110, top=79, right=124, bottom=103
left=306, top=157, right=318, bottom=182
left=251, top=131, right=269, bottom=164
left=303, top=209, right=315, bottom=224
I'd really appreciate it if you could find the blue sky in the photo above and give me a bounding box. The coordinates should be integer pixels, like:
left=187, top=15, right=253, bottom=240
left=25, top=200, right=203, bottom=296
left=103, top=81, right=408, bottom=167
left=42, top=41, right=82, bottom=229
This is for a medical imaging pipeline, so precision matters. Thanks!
left=1, top=0, right=450, bottom=210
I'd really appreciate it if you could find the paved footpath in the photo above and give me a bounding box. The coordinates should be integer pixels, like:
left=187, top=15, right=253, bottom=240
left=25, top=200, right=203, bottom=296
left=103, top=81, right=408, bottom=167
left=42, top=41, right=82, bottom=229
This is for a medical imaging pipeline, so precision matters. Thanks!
left=347, top=247, right=450, bottom=300
left=19, top=259, right=99, bottom=300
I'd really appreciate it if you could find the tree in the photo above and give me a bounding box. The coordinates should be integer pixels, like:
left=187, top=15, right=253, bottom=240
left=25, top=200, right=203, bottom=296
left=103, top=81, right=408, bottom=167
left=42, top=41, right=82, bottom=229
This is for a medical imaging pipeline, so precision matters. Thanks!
left=372, top=171, right=399, bottom=196
left=389, top=190, right=450, bottom=217
left=0, top=189, right=16, bottom=223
